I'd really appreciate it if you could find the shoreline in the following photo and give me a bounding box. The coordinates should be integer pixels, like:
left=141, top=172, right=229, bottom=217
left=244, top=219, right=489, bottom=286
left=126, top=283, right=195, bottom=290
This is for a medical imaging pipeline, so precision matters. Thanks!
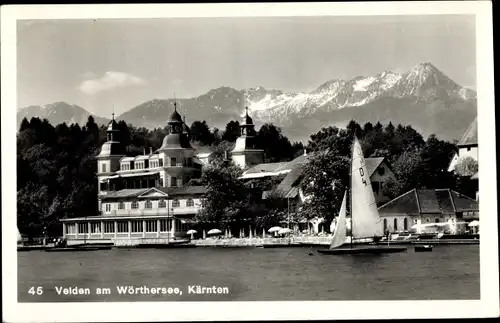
left=18, top=236, right=479, bottom=251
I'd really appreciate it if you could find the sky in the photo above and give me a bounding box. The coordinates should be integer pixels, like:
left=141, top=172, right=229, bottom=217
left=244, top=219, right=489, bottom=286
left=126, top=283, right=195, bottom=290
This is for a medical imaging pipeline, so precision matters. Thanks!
left=17, top=15, right=476, bottom=117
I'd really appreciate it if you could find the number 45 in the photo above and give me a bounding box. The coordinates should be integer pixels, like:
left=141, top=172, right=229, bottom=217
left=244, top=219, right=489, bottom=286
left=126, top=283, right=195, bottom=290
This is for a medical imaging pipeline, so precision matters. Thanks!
left=28, top=286, right=43, bottom=295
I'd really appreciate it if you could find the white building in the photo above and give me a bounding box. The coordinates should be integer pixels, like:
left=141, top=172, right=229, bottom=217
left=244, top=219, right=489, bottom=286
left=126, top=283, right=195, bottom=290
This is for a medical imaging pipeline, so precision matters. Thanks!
left=60, top=103, right=206, bottom=246
left=448, top=117, right=478, bottom=172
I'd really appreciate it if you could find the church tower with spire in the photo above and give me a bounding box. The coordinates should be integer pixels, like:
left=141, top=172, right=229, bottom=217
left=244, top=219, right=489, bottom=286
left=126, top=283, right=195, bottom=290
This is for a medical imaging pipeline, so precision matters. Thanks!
left=231, top=106, right=264, bottom=169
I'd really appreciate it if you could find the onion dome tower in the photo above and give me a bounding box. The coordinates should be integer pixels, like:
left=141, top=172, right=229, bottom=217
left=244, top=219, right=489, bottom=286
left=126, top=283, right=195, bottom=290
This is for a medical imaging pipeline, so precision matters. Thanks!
left=97, top=113, right=126, bottom=162
left=96, top=113, right=126, bottom=193
left=157, top=100, right=199, bottom=187
left=231, top=106, right=264, bottom=169
left=159, top=101, right=191, bottom=150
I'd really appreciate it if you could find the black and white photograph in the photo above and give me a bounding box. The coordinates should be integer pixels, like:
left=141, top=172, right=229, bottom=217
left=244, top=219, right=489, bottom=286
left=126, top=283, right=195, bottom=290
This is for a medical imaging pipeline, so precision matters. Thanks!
left=2, top=2, right=498, bottom=322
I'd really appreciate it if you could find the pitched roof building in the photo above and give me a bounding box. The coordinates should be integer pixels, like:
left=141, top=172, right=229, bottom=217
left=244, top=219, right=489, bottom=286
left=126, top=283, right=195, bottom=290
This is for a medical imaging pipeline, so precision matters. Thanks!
left=378, top=188, right=479, bottom=233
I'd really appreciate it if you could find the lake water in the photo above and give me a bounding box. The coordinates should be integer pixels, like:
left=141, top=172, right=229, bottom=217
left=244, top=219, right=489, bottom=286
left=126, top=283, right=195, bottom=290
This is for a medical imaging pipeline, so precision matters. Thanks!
left=18, top=244, right=479, bottom=302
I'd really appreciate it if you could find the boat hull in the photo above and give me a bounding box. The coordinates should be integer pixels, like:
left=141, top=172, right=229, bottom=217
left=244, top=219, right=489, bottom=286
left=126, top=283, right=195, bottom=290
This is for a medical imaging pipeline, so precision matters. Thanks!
left=414, top=246, right=433, bottom=252
left=317, top=246, right=407, bottom=255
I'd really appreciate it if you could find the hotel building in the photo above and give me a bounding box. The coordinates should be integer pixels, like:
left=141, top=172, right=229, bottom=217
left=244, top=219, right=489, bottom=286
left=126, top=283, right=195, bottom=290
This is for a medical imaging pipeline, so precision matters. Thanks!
left=60, top=104, right=266, bottom=245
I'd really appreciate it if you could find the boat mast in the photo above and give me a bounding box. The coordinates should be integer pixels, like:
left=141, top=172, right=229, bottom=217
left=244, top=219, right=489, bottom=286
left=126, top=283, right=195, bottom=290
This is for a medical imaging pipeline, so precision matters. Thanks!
left=349, top=136, right=355, bottom=249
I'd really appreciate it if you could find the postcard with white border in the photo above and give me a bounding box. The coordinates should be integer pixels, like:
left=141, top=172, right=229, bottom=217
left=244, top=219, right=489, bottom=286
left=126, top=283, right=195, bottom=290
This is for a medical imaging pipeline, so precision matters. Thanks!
left=2, top=2, right=499, bottom=322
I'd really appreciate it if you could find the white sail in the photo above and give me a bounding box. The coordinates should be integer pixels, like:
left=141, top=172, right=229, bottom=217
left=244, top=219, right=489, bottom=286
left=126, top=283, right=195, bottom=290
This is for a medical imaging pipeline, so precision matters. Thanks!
left=351, top=137, right=384, bottom=239
left=330, top=191, right=347, bottom=249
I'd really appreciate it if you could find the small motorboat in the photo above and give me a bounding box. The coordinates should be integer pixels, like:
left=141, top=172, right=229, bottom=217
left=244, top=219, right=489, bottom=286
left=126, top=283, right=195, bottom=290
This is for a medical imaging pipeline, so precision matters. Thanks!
left=414, top=245, right=433, bottom=252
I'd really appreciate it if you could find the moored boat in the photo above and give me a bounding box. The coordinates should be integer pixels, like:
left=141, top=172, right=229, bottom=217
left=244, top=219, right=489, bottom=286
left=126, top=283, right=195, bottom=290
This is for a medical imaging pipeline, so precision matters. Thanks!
left=414, top=245, right=433, bottom=252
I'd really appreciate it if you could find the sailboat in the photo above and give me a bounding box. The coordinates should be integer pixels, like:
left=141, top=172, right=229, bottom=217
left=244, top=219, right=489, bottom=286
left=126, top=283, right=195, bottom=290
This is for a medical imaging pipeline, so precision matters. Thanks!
left=318, top=137, right=407, bottom=255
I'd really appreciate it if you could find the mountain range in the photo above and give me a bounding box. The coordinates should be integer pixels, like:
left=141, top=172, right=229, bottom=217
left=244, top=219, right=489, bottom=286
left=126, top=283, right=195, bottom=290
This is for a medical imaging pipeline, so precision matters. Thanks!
left=17, top=62, right=477, bottom=143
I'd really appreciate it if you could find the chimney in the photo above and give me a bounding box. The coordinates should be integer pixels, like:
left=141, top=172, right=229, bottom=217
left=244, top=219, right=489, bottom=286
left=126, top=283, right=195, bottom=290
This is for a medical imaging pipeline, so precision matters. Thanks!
left=150, top=147, right=153, bottom=155
left=143, top=148, right=146, bottom=155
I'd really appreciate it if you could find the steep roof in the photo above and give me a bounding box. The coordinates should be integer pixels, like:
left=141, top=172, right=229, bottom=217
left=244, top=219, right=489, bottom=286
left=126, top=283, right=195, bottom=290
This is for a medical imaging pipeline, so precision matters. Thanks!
left=274, top=167, right=304, bottom=198
left=457, top=117, right=478, bottom=146
left=365, top=157, right=386, bottom=177
left=378, top=188, right=479, bottom=215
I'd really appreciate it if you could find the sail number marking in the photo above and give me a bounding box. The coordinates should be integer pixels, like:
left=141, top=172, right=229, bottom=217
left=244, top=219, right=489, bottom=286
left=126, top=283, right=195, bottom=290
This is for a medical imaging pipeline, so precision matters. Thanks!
left=358, top=167, right=368, bottom=186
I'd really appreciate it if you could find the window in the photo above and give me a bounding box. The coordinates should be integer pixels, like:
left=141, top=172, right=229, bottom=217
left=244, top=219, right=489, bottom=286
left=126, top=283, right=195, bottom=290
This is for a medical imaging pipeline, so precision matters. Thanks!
left=145, top=220, right=157, bottom=232
left=159, top=159, right=163, bottom=167
left=118, top=201, right=125, bottom=210
left=117, top=221, right=128, bottom=233
left=91, top=222, right=101, bottom=233
left=145, top=200, right=152, bottom=209
left=186, top=198, right=194, bottom=207
left=131, top=220, right=143, bottom=233
left=105, top=204, right=111, bottom=213
left=403, top=218, right=408, bottom=231
left=170, top=157, right=177, bottom=167
left=78, top=223, right=88, bottom=234
left=372, top=182, right=380, bottom=195
left=426, top=218, right=430, bottom=223
left=131, top=201, right=139, bottom=209
left=158, top=199, right=166, bottom=208
left=393, top=218, right=398, bottom=232
left=66, top=223, right=76, bottom=234
left=104, top=222, right=114, bottom=233
left=160, top=219, right=172, bottom=232
left=414, top=219, right=418, bottom=225
left=101, top=164, right=107, bottom=173
left=121, top=163, right=130, bottom=171
left=172, top=199, right=180, bottom=208
left=383, top=219, right=387, bottom=232
left=435, top=218, right=440, bottom=223
left=378, top=166, right=385, bottom=176
left=171, top=177, right=177, bottom=187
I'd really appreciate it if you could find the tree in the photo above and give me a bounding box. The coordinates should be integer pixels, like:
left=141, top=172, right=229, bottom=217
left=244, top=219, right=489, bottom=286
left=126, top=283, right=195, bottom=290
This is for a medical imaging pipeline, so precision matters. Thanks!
left=84, top=116, right=100, bottom=148
left=221, top=120, right=240, bottom=142
left=256, top=123, right=294, bottom=163
left=190, top=120, right=214, bottom=146
left=210, top=140, right=235, bottom=163
left=19, top=117, right=30, bottom=132
left=454, top=156, right=478, bottom=177
left=382, top=148, right=424, bottom=199
left=300, top=151, right=350, bottom=223
left=211, top=127, right=222, bottom=146
left=418, top=134, right=458, bottom=189
left=196, top=161, right=247, bottom=230
left=306, top=126, right=351, bottom=156
left=346, top=119, right=363, bottom=138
